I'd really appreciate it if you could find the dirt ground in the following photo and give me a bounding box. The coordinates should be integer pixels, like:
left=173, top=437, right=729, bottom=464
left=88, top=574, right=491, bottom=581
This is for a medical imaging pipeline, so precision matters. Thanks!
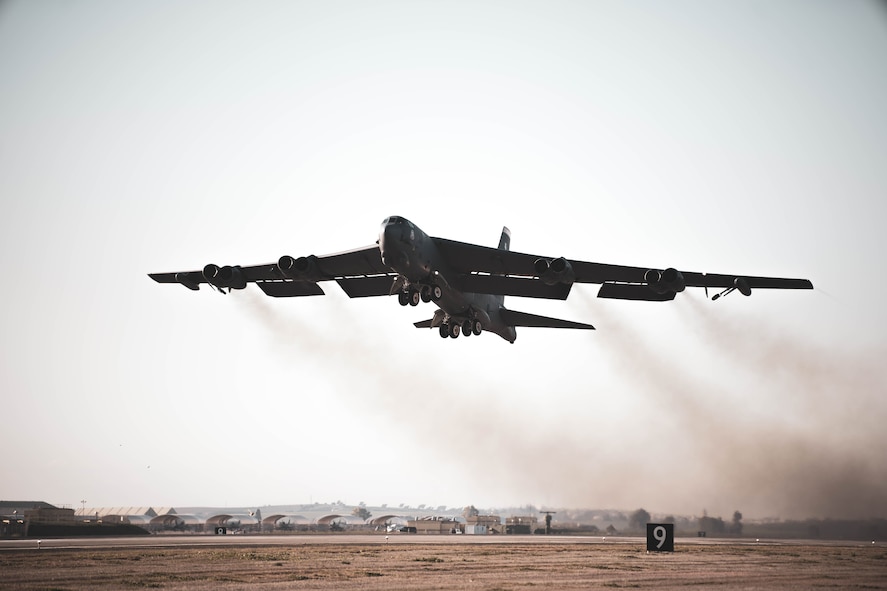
left=2, top=541, right=885, bottom=590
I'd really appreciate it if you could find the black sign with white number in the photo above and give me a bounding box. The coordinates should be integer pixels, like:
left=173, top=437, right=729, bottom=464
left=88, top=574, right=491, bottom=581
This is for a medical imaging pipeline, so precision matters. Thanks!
left=215, top=526, right=227, bottom=535
left=646, top=523, right=674, bottom=552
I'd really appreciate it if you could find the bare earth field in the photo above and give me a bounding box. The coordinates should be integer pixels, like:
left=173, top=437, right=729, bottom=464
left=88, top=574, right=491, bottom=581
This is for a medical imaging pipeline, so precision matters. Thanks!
left=1, top=537, right=885, bottom=590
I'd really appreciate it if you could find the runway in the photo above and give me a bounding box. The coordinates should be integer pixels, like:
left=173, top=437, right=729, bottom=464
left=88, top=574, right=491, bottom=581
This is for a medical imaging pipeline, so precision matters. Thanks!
left=3, top=534, right=884, bottom=590
left=0, top=532, right=875, bottom=551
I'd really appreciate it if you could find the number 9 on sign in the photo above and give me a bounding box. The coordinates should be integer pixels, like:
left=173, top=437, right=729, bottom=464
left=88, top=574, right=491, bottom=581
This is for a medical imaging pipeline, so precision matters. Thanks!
left=646, top=523, right=674, bottom=552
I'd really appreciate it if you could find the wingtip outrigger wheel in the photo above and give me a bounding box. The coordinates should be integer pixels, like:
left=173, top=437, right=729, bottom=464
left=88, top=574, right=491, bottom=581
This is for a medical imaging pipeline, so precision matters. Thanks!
left=712, top=277, right=752, bottom=301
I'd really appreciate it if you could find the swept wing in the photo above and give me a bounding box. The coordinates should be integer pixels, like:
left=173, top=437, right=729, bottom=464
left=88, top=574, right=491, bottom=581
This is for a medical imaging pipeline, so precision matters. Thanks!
left=149, top=244, right=396, bottom=297
left=433, top=238, right=812, bottom=301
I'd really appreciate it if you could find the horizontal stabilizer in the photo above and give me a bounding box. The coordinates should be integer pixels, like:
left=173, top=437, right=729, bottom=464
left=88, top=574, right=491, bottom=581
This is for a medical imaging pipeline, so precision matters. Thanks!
left=500, top=309, right=595, bottom=330
left=598, top=282, right=676, bottom=301
left=336, top=275, right=396, bottom=298
left=256, top=280, right=324, bottom=298
left=457, top=274, right=572, bottom=300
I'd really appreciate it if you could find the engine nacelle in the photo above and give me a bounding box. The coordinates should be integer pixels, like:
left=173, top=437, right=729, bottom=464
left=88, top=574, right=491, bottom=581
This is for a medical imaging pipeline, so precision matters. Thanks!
left=217, top=265, right=246, bottom=290
left=278, top=255, right=321, bottom=281
left=645, top=267, right=685, bottom=295
left=202, top=264, right=246, bottom=289
left=203, top=263, right=221, bottom=286
left=534, top=257, right=575, bottom=286
left=734, top=277, right=752, bottom=296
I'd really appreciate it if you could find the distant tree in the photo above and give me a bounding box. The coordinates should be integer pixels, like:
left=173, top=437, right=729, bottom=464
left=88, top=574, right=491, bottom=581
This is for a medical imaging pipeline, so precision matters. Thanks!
left=462, top=505, right=479, bottom=518
left=605, top=524, right=618, bottom=535
left=731, top=511, right=743, bottom=535
left=352, top=506, right=372, bottom=521
left=628, top=508, right=651, bottom=531
left=698, top=514, right=726, bottom=535
left=663, top=515, right=676, bottom=524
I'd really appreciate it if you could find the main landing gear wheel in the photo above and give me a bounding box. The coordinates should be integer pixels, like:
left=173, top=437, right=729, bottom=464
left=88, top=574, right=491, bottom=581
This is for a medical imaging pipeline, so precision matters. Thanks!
left=472, top=319, right=482, bottom=335
left=462, top=319, right=472, bottom=337
left=398, top=291, right=410, bottom=306
left=431, top=285, right=442, bottom=301
left=439, top=324, right=449, bottom=338
left=409, top=288, right=420, bottom=306
left=420, top=285, right=432, bottom=303
left=448, top=323, right=461, bottom=338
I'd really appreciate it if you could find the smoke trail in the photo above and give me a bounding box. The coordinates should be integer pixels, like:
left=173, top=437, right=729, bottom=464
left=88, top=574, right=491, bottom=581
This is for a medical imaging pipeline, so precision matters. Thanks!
left=236, top=286, right=689, bottom=514
left=236, top=290, right=587, bottom=502
left=677, top=297, right=887, bottom=519
left=566, top=289, right=887, bottom=519
left=234, top=284, right=887, bottom=519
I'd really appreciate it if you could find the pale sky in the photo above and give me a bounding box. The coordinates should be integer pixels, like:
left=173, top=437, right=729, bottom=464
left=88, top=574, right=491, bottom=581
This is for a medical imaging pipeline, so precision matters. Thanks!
left=1, top=0, right=886, bottom=520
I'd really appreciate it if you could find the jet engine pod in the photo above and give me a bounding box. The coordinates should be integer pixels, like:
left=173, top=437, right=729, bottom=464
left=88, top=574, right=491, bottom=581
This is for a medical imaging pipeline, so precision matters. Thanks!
left=661, top=267, right=685, bottom=293
left=278, top=254, right=320, bottom=281
left=203, top=263, right=222, bottom=286
left=217, top=265, right=246, bottom=290
left=534, top=257, right=575, bottom=286
left=202, top=264, right=246, bottom=289
left=645, top=268, right=684, bottom=294
left=734, top=276, right=752, bottom=296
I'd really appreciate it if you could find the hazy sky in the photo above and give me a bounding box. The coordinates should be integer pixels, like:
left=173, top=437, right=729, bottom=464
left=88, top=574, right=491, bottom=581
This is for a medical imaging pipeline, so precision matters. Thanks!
left=2, top=0, right=886, bottom=521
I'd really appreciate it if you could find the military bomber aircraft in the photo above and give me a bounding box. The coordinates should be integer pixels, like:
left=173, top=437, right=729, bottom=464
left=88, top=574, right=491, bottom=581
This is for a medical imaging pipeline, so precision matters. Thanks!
left=149, top=216, right=813, bottom=343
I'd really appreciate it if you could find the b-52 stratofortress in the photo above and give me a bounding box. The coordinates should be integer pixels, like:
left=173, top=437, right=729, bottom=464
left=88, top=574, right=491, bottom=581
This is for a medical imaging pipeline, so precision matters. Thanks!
left=149, top=216, right=813, bottom=343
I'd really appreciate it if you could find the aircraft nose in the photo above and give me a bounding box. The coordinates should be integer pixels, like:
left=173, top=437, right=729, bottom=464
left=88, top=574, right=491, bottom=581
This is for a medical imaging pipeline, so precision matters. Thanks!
left=380, top=222, right=403, bottom=267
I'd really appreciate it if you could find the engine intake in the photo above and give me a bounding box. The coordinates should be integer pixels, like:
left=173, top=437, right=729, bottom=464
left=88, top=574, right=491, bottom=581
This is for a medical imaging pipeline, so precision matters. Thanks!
left=645, top=267, right=685, bottom=295
left=278, top=255, right=321, bottom=281
left=734, top=277, right=752, bottom=296
left=202, top=264, right=246, bottom=289
left=534, top=257, right=575, bottom=286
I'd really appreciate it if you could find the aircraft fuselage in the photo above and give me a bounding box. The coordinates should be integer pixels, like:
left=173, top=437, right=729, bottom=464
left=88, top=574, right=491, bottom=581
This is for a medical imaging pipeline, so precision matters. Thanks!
left=379, top=216, right=516, bottom=342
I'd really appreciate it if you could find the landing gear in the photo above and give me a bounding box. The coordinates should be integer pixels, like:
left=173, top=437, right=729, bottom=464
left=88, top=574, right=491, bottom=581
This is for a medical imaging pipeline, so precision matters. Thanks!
left=437, top=318, right=482, bottom=340
left=399, top=284, right=436, bottom=306
left=400, top=287, right=421, bottom=306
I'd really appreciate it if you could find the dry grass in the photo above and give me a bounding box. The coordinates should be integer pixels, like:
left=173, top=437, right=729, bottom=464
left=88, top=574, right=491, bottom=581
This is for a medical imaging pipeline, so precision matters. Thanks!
left=1, top=542, right=886, bottom=590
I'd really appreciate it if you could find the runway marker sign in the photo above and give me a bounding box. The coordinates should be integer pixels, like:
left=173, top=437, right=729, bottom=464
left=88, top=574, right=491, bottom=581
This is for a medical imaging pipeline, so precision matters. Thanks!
left=646, top=523, right=674, bottom=552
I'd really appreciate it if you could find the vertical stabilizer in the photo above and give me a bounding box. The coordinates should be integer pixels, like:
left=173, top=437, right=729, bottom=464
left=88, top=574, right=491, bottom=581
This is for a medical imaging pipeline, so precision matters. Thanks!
left=498, top=227, right=511, bottom=251
left=495, top=227, right=511, bottom=308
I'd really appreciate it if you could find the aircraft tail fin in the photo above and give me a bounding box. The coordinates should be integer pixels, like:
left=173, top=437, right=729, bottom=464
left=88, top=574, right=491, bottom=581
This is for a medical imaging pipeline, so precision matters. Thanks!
left=500, top=308, right=595, bottom=330
left=495, top=227, right=512, bottom=307
left=498, top=227, right=511, bottom=251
